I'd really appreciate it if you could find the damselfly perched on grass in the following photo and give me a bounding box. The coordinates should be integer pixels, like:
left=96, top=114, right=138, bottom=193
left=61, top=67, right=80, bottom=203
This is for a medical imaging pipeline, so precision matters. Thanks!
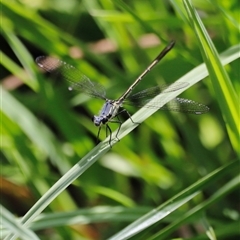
left=36, top=41, right=209, bottom=146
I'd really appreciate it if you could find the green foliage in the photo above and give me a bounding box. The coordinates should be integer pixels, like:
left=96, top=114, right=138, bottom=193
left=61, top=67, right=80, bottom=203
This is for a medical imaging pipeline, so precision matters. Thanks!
left=1, top=0, right=239, bottom=239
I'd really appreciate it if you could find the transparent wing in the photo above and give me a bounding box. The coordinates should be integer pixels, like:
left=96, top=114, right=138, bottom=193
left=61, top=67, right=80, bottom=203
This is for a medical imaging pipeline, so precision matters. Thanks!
left=127, top=82, right=188, bottom=100
left=124, top=96, right=209, bottom=115
left=36, top=56, right=106, bottom=100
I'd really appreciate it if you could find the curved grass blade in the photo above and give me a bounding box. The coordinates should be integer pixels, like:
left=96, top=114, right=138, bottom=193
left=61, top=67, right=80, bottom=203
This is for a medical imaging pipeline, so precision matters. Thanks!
left=149, top=163, right=239, bottom=240
left=109, top=160, right=238, bottom=240
left=183, top=0, right=239, bottom=153
left=1, top=205, right=39, bottom=240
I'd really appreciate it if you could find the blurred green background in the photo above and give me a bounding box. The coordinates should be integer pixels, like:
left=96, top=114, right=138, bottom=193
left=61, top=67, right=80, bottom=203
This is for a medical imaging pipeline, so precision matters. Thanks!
left=1, top=0, right=239, bottom=239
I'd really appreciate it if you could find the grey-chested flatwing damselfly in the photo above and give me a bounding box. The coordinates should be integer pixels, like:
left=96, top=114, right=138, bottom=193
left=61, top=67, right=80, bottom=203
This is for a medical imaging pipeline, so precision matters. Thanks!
left=36, top=41, right=209, bottom=146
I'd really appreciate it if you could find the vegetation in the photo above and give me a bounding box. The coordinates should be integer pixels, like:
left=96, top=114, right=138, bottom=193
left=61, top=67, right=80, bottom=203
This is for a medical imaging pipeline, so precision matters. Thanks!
left=1, top=0, right=239, bottom=239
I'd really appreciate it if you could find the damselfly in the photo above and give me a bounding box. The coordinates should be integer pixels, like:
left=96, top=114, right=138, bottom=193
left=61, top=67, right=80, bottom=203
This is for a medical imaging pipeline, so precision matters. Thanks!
left=36, top=41, right=209, bottom=145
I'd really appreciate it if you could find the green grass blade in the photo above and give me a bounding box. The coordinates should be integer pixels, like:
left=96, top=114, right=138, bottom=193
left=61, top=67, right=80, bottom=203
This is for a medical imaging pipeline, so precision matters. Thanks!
left=0, top=51, right=33, bottom=88
left=183, top=0, right=239, bottom=153
left=200, top=214, right=217, bottom=240
left=108, top=192, right=199, bottom=240
left=109, top=160, right=238, bottom=240
left=1, top=27, right=38, bottom=91
left=1, top=205, right=40, bottom=240
left=1, top=88, right=72, bottom=173
left=113, top=0, right=163, bottom=40
left=3, top=144, right=111, bottom=240
left=149, top=163, right=239, bottom=239
left=28, top=207, right=151, bottom=231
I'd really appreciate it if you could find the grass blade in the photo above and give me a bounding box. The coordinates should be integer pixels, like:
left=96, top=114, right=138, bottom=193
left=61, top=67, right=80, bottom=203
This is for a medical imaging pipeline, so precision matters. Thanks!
left=183, top=0, right=239, bottom=153
left=1, top=205, right=39, bottom=240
